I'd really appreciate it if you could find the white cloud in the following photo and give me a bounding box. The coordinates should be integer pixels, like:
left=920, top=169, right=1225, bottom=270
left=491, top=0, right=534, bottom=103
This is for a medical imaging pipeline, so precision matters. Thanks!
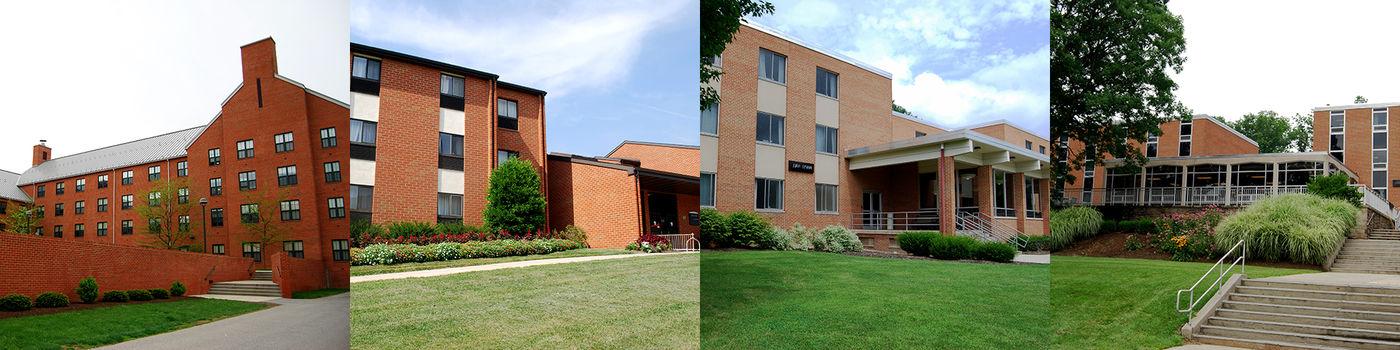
left=351, top=0, right=689, bottom=97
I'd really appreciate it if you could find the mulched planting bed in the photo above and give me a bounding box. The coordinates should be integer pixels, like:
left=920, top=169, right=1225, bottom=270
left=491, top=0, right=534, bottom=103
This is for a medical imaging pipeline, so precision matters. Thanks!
left=1058, top=232, right=1322, bottom=270
left=0, top=296, right=207, bottom=320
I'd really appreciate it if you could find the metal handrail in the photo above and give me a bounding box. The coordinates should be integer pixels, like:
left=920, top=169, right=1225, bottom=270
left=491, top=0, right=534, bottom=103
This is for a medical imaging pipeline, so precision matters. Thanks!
left=848, top=209, right=940, bottom=231
left=655, top=233, right=700, bottom=252
left=954, top=211, right=1027, bottom=248
left=1175, top=239, right=1245, bottom=315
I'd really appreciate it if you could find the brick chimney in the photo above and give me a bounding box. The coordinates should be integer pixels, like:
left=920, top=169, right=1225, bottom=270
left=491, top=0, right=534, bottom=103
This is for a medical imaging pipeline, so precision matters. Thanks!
left=239, top=37, right=278, bottom=82
left=32, top=140, right=50, bottom=166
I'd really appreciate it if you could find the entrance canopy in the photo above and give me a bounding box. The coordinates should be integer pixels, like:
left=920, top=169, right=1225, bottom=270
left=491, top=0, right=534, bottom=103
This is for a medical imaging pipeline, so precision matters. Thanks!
left=845, top=129, right=1052, bottom=178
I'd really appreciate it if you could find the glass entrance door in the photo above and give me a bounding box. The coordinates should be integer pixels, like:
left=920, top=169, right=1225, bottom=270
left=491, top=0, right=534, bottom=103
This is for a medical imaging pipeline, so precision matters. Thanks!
left=862, top=191, right=882, bottom=229
left=646, top=193, right=679, bottom=235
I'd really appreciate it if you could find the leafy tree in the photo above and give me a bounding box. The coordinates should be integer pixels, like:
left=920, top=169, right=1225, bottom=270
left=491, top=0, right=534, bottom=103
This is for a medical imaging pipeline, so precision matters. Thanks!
left=701, top=0, right=775, bottom=110
left=892, top=102, right=914, bottom=116
left=239, top=189, right=292, bottom=258
left=1306, top=173, right=1361, bottom=207
left=136, top=178, right=195, bottom=249
left=1051, top=0, right=1189, bottom=186
left=1, top=202, right=43, bottom=234
left=1227, top=111, right=1293, bottom=153
left=1289, top=113, right=1313, bottom=152
left=1356, top=96, right=1368, bottom=104
left=484, top=157, right=547, bottom=235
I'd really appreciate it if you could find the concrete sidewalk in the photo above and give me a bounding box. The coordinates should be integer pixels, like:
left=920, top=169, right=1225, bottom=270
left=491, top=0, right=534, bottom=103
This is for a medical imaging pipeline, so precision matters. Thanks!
left=1014, top=253, right=1050, bottom=264
left=351, top=251, right=698, bottom=283
left=98, top=293, right=348, bottom=350
left=1255, top=271, right=1400, bottom=288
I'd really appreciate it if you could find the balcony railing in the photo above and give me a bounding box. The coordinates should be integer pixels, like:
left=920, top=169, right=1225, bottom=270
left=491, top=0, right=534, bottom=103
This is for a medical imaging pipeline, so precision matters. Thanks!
left=1056, top=186, right=1308, bottom=207
left=655, top=233, right=700, bottom=252
left=849, top=209, right=940, bottom=232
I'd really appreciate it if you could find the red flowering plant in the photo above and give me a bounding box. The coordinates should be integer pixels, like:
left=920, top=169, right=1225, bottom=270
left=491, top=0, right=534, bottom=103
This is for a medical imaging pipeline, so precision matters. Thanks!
left=1150, top=206, right=1226, bottom=261
left=626, top=233, right=672, bottom=253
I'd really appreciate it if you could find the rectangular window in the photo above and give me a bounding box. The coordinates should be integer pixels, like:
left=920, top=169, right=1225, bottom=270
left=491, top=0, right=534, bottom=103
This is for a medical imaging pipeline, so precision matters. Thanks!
left=280, top=200, right=301, bottom=221
left=1026, top=178, right=1043, bottom=218
left=350, top=119, right=378, bottom=145
left=74, top=223, right=84, bottom=237
left=350, top=185, right=374, bottom=212
left=55, top=182, right=65, bottom=195
left=96, top=222, right=107, bottom=236
left=178, top=188, right=189, bottom=204
left=238, top=171, right=257, bottom=190
left=148, top=166, right=161, bottom=181
left=36, top=185, right=44, bottom=197
left=440, top=74, right=465, bottom=97
left=320, top=127, right=337, bottom=148
left=277, top=166, right=298, bottom=187
left=756, top=112, right=785, bottom=145
left=210, top=178, right=224, bottom=196
left=916, top=131, right=927, bottom=138
left=332, top=240, right=350, bottom=261
left=1040, top=145, right=1047, bottom=154
left=240, top=204, right=260, bottom=223
left=324, top=162, right=342, bottom=182
left=701, top=103, right=718, bottom=135
left=1145, top=133, right=1158, bottom=158
left=53, top=225, right=61, bottom=238
left=700, top=172, right=715, bottom=207
left=121, top=170, right=133, bottom=185
left=1179, top=120, right=1193, bottom=157
left=283, top=240, right=305, bottom=259
left=328, top=197, right=346, bottom=218
left=1375, top=108, right=1389, bottom=197
left=208, top=148, right=221, bottom=166
left=994, top=171, right=1014, bottom=217
left=274, top=132, right=294, bottom=153
left=815, top=124, right=838, bottom=154
left=755, top=178, right=784, bottom=210
left=1025, top=140, right=1033, bottom=150
left=242, top=242, right=262, bottom=262
left=211, top=208, right=224, bottom=227
left=759, top=49, right=787, bottom=83
left=177, top=161, right=187, bottom=177
left=212, top=244, right=225, bottom=255
left=497, top=99, right=519, bottom=130
left=121, top=195, right=133, bottom=209
left=236, top=139, right=254, bottom=159
left=97, top=198, right=108, bottom=212
left=437, top=193, right=463, bottom=219
left=1331, top=110, right=1346, bottom=162
left=54, top=203, right=63, bottom=216
left=74, top=201, right=85, bottom=214
left=352, top=56, right=381, bottom=81
left=148, top=192, right=161, bottom=206
left=97, top=175, right=108, bottom=188
left=815, top=184, right=837, bottom=213
left=497, top=150, right=520, bottom=167
left=815, top=68, right=838, bottom=98
left=121, top=220, right=133, bottom=235
left=179, top=215, right=190, bottom=232
left=439, top=133, right=464, bottom=157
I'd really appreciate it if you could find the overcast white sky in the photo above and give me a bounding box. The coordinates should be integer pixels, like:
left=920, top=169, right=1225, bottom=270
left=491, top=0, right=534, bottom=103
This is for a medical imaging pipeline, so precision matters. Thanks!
left=0, top=1, right=348, bottom=172
left=1169, top=1, right=1400, bottom=121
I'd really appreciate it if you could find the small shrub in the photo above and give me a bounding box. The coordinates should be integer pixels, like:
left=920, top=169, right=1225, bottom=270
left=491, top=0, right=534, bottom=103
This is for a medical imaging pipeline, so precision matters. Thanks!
left=127, top=289, right=153, bottom=301
left=1125, top=235, right=1144, bottom=251
left=929, top=236, right=978, bottom=260
left=484, top=157, right=548, bottom=235
left=1049, top=206, right=1103, bottom=250
left=1215, top=193, right=1358, bottom=264
left=0, top=294, right=32, bottom=311
left=1021, top=235, right=1051, bottom=252
left=896, top=231, right=939, bottom=256
left=149, top=289, right=170, bottom=299
left=102, top=290, right=129, bottom=303
left=557, top=225, right=588, bottom=246
left=76, top=276, right=99, bottom=304
left=1099, top=220, right=1118, bottom=233
left=350, top=219, right=386, bottom=247
left=816, top=225, right=862, bottom=253
left=762, top=226, right=797, bottom=250
left=386, top=222, right=436, bottom=239
left=725, top=212, right=771, bottom=248
left=698, top=208, right=729, bottom=248
left=1307, top=173, right=1362, bottom=207
left=973, top=242, right=1018, bottom=263
left=170, top=281, right=187, bottom=297
left=34, top=292, right=69, bottom=308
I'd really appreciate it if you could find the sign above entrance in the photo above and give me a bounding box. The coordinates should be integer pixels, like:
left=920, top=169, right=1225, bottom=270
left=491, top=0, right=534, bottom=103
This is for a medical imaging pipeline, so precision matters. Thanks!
left=788, top=161, right=814, bottom=173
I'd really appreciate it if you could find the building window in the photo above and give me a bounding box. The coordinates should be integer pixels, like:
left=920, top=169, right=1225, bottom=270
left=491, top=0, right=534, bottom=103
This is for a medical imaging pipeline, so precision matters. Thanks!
left=177, top=161, right=187, bottom=177
left=210, top=178, right=224, bottom=196
left=1179, top=120, right=1193, bottom=157
left=759, top=48, right=787, bottom=83
left=994, top=171, right=1014, bottom=217
left=440, top=74, right=465, bottom=97
left=352, top=55, right=381, bottom=81
left=1331, top=110, right=1345, bottom=162
left=328, top=197, right=346, bottom=218
left=815, top=68, right=838, bottom=98
left=209, top=148, right=222, bottom=165
left=148, top=192, right=161, bottom=206
left=53, top=225, right=62, bottom=238
left=36, top=185, right=44, bottom=197
left=242, top=242, right=262, bottom=262
left=755, top=178, right=784, bottom=210
left=74, top=223, right=84, bottom=237
left=147, top=166, right=160, bottom=181
left=283, top=240, right=305, bottom=258
left=238, top=171, right=257, bottom=190
left=178, top=188, right=189, bottom=204
left=179, top=215, right=190, bottom=232
left=437, top=193, right=463, bottom=220
left=121, top=220, right=133, bottom=235
left=332, top=240, right=350, bottom=261
left=54, top=203, right=63, bottom=216
left=351, top=119, right=378, bottom=145
left=1040, top=145, right=1047, bottom=154
left=701, top=103, right=718, bottom=135
left=1375, top=108, right=1389, bottom=198
left=1026, top=178, right=1042, bottom=218
left=350, top=185, right=373, bottom=212
left=274, top=132, right=294, bottom=153
left=240, top=204, right=259, bottom=223
left=497, top=99, right=519, bottom=130
left=97, top=175, right=108, bottom=188
left=815, top=124, right=838, bottom=154
left=121, top=170, right=134, bottom=185
left=121, top=195, right=133, bottom=210
left=96, top=222, right=107, bottom=236
left=212, top=244, right=225, bottom=255
left=74, top=201, right=85, bottom=214
left=236, top=139, right=254, bottom=159
left=211, top=208, right=224, bottom=227
left=916, top=131, right=927, bottom=138
left=700, top=172, right=715, bottom=207
left=276, top=166, right=298, bottom=187
left=1145, top=133, right=1158, bottom=158
left=497, top=150, right=519, bottom=167
left=280, top=200, right=301, bottom=221
left=320, top=127, right=337, bottom=148
left=440, top=133, right=464, bottom=157
left=815, top=184, right=837, bottom=213
left=756, top=112, right=785, bottom=145
left=147, top=218, right=160, bottom=232
left=97, top=198, right=108, bottom=212
left=324, top=162, right=342, bottom=183
left=1082, top=160, right=1096, bottom=203
left=1025, top=140, right=1033, bottom=150
left=55, top=182, right=65, bottom=195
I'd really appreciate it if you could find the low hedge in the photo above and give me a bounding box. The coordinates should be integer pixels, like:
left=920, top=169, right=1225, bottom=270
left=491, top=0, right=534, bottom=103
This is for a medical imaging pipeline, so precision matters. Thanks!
left=34, top=292, right=69, bottom=308
left=1049, top=206, right=1104, bottom=250
left=0, top=294, right=32, bottom=311
left=127, top=289, right=153, bottom=301
left=1214, top=193, right=1358, bottom=264
left=149, top=289, right=170, bottom=299
left=102, top=290, right=128, bottom=303
left=973, top=242, right=1018, bottom=263
left=896, top=231, right=939, bottom=256
left=898, top=232, right=1019, bottom=262
left=170, top=282, right=187, bottom=297
left=930, top=236, right=979, bottom=260
left=352, top=239, right=587, bottom=266
left=698, top=208, right=728, bottom=248
left=726, top=212, right=771, bottom=248
left=1020, top=235, right=1051, bottom=252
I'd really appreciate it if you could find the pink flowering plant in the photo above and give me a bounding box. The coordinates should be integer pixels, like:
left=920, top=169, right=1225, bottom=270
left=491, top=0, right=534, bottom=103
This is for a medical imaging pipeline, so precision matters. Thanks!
left=1150, top=206, right=1226, bottom=261
left=626, top=233, right=672, bottom=253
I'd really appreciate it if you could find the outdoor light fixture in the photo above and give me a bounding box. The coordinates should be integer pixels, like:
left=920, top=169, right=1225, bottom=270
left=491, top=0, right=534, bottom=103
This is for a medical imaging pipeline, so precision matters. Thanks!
left=199, top=197, right=209, bottom=253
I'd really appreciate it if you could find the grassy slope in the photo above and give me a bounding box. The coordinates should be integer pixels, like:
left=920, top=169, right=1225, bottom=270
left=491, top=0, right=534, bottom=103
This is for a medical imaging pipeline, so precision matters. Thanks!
left=0, top=298, right=267, bottom=350
left=349, top=248, right=634, bottom=276
left=351, top=253, right=698, bottom=349
left=701, top=250, right=1049, bottom=349
left=1051, top=256, right=1318, bottom=349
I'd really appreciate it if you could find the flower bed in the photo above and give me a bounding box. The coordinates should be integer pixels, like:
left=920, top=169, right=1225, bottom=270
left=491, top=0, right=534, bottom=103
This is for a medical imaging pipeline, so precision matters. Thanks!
left=350, top=239, right=586, bottom=266
left=626, top=234, right=672, bottom=253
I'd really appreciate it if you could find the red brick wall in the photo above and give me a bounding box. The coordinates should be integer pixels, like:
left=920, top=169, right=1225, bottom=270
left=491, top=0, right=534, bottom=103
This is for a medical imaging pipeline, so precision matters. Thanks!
left=1313, top=106, right=1400, bottom=205
left=607, top=143, right=699, bottom=176
left=1062, top=117, right=1258, bottom=191
left=23, top=158, right=187, bottom=247
left=270, top=252, right=330, bottom=298
left=0, top=233, right=254, bottom=300
left=546, top=158, right=640, bottom=248
left=371, top=56, right=442, bottom=224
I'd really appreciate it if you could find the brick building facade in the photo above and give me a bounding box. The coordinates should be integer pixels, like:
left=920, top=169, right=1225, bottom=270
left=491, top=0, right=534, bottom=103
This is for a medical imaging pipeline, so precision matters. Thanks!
left=1314, top=103, right=1400, bottom=203
left=549, top=141, right=700, bottom=248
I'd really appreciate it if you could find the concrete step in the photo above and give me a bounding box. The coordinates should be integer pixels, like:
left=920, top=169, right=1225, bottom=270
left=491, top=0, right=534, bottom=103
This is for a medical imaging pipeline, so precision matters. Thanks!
left=1223, top=301, right=1400, bottom=324
left=1193, top=334, right=1351, bottom=350
left=251, top=270, right=272, bottom=281
left=1216, top=309, right=1400, bottom=334
left=1240, top=280, right=1400, bottom=297
left=1234, top=285, right=1400, bottom=304
left=208, top=280, right=280, bottom=297
left=1198, top=325, right=1400, bottom=350
left=1228, top=294, right=1400, bottom=314
left=1208, top=316, right=1400, bottom=341
left=1329, top=268, right=1400, bottom=276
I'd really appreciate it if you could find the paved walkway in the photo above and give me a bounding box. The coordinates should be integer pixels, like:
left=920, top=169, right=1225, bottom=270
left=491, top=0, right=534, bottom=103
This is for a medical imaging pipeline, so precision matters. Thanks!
left=1165, top=345, right=1247, bottom=350
left=97, top=293, right=348, bottom=350
left=1014, top=253, right=1050, bottom=264
left=1256, top=271, right=1400, bottom=288
left=351, top=251, right=698, bottom=283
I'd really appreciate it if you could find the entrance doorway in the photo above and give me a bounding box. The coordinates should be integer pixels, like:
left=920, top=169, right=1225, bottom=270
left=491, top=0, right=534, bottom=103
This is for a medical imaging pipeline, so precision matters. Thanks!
left=646, top=193, right=679, bottom=235
left=862, top=191, right=883, bottom=229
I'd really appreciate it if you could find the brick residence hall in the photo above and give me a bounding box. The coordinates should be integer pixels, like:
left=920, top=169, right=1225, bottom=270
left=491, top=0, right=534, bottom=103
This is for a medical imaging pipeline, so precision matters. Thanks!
left=348, top=44, right=700, bottom=249
left=702, top=22, right=1053, bottom=252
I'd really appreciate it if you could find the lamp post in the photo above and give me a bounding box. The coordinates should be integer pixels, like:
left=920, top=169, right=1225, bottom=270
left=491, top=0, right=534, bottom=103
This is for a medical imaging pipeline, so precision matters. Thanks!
left=199, top=197, right=208, bottom=253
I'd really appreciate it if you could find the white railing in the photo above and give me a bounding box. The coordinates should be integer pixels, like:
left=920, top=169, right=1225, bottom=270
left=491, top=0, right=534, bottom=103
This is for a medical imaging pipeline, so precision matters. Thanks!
left=849, top=209, right=940, bottom=232
left=1058, top=186, right=1309, bottom=207
left=1176, top=240, right=1245, bottom=316
left=955, top=211, right=1028, bottom=248
left=656, top=233, right=700, bottom=252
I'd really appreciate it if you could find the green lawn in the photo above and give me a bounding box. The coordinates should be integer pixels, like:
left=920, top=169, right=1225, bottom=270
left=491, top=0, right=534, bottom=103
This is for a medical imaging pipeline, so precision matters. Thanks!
left=351, top=253, right=698, bottom=349
left=292, top=288, right=349, bottom=299
left=1051, top=256, right=1318, bottom=349
left=701, top=250, right=1049, bottom=349
left=349, top=248, right=634, bottom=276
left=0, top=298, right=267, bottom=349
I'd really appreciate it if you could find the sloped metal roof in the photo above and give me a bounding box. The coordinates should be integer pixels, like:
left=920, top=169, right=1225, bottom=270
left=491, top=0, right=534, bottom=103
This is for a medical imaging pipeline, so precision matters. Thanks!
left=0, top=169, right=28, bottom=202
left=17, top=126, right=205, bottom=186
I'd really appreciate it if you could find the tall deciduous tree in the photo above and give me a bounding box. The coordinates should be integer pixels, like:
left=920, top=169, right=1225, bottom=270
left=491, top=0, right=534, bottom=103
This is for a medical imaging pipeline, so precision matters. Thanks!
left=484, top=157, right=547, bottom=235
left=240, top=188, right=291, bottom=258
left=893, top=102, right=913, bottom=116
left=1289, top=113, right=1314, bottom=152
left=1228, top=111, right=1293, bottom=153
left=700, top=0, right=774, bottom=110
left=1, top=202, right=43, bottom=234
left=136, top=179, right=195, bottom=249
left=1051, top=0, right=1189, bottom=186
left=1355, top=96, right=1368, bottom=104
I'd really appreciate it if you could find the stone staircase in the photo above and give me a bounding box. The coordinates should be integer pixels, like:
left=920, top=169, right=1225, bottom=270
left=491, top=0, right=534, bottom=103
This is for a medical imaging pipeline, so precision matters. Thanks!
left=207, top=270, right=281, bottom=297
left=1369, top=228, right=1400, bottom=241
left=1331, top=239, right=1400, bottom=275
left=1192, top=279, right=1400, bottom=349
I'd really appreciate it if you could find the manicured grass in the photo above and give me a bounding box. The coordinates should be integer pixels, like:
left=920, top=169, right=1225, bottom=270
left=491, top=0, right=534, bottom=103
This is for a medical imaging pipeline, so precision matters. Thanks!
left=0, top=298, right=267, bottom=349
left=351, top=253, right=698, bottom=349
left=1051, top=256, right=1318, bottom=349
left=292, top=288, right=349, bottom=299
left=349, top=248, right=634, bottom=276
left=701, top=250, right=1048, bottom=349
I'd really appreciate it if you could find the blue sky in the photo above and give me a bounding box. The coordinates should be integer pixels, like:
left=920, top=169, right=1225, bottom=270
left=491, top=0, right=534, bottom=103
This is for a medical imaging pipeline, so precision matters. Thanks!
left=350, top=0, right=699, bottom=157
left=753, top=0, right=1049, bottom=137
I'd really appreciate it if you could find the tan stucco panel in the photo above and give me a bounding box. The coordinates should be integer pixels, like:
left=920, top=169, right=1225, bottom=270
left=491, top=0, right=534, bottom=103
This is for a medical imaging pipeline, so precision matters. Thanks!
left=755, top=143, right=786, bottom=179
left=757, top=79, right=786, bottom=116
left=816, top=95, right=838, bottom=127
left=350, top=92, right=379, bottom=122
left=701, top=134, right=718, bottom=173
left=815, top=153, right=838, bottom=185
